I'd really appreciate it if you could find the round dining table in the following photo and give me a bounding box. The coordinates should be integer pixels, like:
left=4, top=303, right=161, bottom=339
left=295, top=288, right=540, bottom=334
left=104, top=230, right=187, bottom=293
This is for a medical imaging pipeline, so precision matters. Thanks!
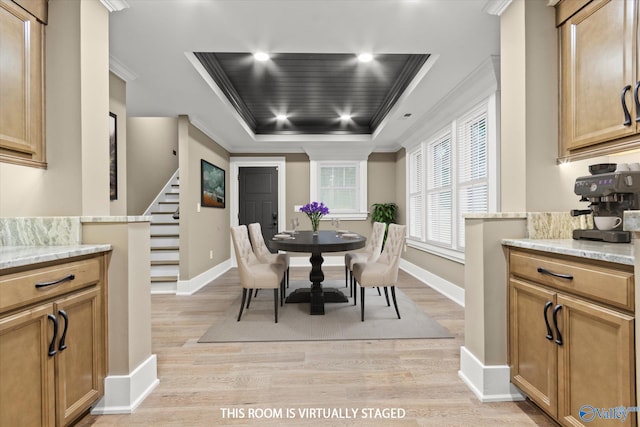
left=268, top=230, right=366, bottom=315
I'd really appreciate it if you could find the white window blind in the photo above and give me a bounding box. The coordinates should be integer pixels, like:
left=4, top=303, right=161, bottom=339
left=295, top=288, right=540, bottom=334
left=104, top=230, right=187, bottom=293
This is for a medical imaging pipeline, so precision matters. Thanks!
left=318, top=164, right=358, bottom=212
left=406, top=94, right=495, bottom=261
left=408, top=149, right=423, bottom=239
left=426, top=134, right=452, bottom=246
left=457, top=109, right=488, bottom=248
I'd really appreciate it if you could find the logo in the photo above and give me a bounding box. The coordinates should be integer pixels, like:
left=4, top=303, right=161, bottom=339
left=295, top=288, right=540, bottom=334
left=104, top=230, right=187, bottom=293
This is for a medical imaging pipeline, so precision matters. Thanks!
left=579, top=405, right=639, bottom=423
left=579, top=405, right=595, bottom=423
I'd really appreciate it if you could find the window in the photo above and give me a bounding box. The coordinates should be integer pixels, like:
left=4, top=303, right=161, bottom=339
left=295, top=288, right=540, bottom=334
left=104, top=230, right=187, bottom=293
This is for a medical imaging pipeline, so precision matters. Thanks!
left=310, top=160, right=367, bottom=220
left=457, top=108, right=488, bottom=248
left=426, top=133, right=452, bottom=246
left=406, top=96, right=497, bottom=262
left=408, top=150, right=423, bottom=240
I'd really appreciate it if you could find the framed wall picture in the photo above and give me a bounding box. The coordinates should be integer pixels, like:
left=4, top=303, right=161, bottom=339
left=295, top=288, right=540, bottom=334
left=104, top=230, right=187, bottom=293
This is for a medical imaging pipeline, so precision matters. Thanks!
left=109, top=112, right=117, bottom=200
left=201, top=159, right=225, bottom=208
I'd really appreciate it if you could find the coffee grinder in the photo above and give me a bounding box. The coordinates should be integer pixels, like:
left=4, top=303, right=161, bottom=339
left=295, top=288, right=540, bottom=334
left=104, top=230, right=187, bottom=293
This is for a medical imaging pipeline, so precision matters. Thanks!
left=571, top=164, right=640, bottom=243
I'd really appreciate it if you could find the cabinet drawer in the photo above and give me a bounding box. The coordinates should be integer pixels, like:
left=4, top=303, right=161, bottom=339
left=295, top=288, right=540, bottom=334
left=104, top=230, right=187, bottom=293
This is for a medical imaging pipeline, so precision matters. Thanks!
left=0, top=257, right=101, bottom=314
left=509, top=250, right=634, bottom=311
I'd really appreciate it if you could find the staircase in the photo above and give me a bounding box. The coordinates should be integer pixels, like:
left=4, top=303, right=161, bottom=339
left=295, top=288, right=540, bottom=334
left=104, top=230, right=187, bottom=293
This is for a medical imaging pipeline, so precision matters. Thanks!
left=147, top=171, right=180, bottom=293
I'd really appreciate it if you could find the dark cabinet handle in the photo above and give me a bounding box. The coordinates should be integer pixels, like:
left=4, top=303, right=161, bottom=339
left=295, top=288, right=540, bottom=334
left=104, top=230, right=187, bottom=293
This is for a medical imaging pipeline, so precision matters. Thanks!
left=58, top=310, right=68, bottom=351
left=552, top=304, right=563, bottom=346
left=47, top=314, right=58, bottom=357
left=544, top=301, right=554, bottom=341
left=537, top=267, right=573, bottom=281
left=622, top=85, right=632, bottom=126
left=35, top=274, right=75, bottom=289
left=634, top=82, right=640, bottom=122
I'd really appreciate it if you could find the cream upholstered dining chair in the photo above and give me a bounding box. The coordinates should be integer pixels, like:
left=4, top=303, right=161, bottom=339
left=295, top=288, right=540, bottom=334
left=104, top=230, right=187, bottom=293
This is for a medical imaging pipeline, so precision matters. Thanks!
left=344, top=221, right=386, bottom=298
left=352, top=223, right=406, bottom=321
left=230, top=225, right=285, bottom=323
left=248, top=222, right=290, bottom=291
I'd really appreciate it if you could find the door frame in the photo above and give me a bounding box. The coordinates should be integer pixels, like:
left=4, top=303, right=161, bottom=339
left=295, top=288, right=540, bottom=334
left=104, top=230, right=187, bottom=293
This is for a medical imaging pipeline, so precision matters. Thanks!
left=230, top=156, right=287, bottom=230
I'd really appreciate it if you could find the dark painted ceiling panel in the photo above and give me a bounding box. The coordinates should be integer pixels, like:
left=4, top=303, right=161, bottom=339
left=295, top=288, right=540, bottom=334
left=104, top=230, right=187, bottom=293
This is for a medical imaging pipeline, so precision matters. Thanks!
left=194, top=52, right=429, bottom=135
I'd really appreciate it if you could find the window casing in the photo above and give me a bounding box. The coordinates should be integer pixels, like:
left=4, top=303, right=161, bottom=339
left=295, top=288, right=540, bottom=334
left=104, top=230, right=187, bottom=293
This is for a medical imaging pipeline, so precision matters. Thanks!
left=406, top=96, right=497, bottom=262
left=310, top=160, right=367, bottom=220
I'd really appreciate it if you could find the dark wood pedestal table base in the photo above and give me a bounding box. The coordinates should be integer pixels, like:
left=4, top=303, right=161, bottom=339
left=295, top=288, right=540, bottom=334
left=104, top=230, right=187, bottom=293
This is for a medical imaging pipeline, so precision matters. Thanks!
left=268, top=230, right=366, bottom=315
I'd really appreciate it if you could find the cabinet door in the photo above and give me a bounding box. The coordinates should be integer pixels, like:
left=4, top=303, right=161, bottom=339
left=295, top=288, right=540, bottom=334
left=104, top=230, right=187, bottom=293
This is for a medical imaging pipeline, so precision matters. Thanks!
left=0, top=0, right=45, bottom=166
left=556, top=294, right=635, bottom=427
left=560, top=0, right=637, bottom=151
left=0, top=303, right=55, bottom=427
left=509, top=278, right=558, bottom=418
left=54, top=287, right=104, bottom=427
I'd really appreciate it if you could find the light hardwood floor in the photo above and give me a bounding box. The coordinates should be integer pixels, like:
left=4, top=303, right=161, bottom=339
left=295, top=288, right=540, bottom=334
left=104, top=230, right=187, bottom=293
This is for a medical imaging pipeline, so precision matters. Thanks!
left=77, top=266, right=555, bottom=426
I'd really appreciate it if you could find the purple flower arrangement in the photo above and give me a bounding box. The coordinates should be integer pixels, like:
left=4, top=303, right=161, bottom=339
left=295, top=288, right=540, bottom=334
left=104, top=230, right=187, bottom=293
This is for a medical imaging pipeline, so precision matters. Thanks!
left=299, top=201, right=330, bottom=232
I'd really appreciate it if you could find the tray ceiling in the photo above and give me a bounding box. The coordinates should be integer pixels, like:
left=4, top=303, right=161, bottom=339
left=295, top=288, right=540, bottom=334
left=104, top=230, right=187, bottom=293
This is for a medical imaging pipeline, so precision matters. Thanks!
left=194, top=52, right=429, bottom=135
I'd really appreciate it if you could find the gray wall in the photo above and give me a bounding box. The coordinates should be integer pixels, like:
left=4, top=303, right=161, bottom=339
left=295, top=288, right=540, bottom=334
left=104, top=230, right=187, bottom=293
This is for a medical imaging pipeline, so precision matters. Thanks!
left=178, top=116, right=230, bottom=280
left=126, top=118, right=179, bottom=215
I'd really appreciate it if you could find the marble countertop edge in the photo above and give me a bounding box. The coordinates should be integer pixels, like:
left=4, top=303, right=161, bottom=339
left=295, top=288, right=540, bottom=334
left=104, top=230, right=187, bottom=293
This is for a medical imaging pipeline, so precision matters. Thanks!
left=502, top=238, right=634, bottom=266
left=0, top=245, right=112, bottom=270
left=464, top=212, right=527, bottom=219
left=81, top=216, right=151, bottom=223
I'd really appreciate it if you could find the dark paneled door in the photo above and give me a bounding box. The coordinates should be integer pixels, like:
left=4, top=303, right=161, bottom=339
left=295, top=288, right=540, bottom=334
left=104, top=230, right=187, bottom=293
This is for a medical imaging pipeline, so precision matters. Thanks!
left=238, top=167, right=279, bottom=252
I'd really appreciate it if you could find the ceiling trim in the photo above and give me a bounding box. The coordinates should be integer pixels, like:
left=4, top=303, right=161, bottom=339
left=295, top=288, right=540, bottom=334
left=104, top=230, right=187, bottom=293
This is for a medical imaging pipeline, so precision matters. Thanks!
left=193, top=52, right=430, bottom=136
left=305, top=143, right=373, bottom=161
left=193, top=52, right=258, bottom=131
left=483, top=0, right=512, bottom=16
left=185, top=52, right=257, bottom=141
left=109, top=54, right=138, bottom=82
left=369, top=54, right=429, bottom=131
left=100, top=0, right=130, bottom=12
left=190, top=117, right=234, bottom=153
left=401, top=55, right=500, bottom=150
left=372, top=53, right=439, bottom=141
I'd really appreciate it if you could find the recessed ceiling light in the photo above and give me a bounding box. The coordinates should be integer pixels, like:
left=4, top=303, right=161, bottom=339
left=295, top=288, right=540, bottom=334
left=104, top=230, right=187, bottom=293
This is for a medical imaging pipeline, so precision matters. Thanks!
left=340, top=114, right=352, bottom=121
left=276, top=114, right=288, bottom=121
left=254, top=52, right=270, bottom=61
left=357, top=53, right=373, bottom=63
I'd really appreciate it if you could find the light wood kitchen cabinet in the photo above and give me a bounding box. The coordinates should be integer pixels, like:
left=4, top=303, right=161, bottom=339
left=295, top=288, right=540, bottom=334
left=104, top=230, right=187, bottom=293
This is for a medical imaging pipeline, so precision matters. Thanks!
left=0, top=0, right=46, bottom=168
left=0, top=253, right=108, bottom=427
left=557, top=0, right=640, bottom=160
left=508, top=248, right=635, bottom=427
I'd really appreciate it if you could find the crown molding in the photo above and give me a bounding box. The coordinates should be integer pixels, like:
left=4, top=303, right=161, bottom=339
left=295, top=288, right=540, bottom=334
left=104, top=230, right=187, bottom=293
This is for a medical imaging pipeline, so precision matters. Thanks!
left=305, top=144, right=373, bottom=161
left=100, top=0, right=130, bottom=12
left=483, top=0, right=513, bottom=16
left=401, top=55, right=499, bottom=150
left=109, top=55, right=138, bottom=82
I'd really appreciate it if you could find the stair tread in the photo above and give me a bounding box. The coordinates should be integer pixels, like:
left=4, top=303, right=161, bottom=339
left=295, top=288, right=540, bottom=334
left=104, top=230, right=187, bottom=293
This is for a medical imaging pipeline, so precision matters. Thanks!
left=151, top=260, right=179, bottom=265
left=151, top=275, right=178, bottom=282
left=148, top=174, right=180, bottom=283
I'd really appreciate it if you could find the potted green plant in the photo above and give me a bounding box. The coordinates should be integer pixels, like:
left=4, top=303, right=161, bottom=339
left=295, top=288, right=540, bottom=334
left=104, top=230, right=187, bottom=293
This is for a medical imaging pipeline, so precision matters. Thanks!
left=370, top=202, right=397, bottom=246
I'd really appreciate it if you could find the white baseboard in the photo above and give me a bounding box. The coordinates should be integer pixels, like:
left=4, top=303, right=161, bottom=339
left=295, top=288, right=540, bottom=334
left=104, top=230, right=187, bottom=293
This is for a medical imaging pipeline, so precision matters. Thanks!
left=150, top=281, right=177, bottom=294
left=399, top=259, right=465, bottom=307
left=458, top=346, right=525, bottom=403
left=91, top=354, right=160, bottom=415
left=176, top=259, right=233, bottom=295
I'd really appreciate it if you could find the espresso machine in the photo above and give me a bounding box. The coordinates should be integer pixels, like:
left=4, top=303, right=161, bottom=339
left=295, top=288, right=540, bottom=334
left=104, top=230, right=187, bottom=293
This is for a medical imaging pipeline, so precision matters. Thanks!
left=571, top=165, right=640, bottom=243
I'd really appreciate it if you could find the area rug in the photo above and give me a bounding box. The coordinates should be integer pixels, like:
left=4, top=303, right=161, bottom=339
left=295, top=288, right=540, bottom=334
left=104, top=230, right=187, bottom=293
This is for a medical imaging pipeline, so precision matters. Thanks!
left=198, top=280, right=453, bottom=343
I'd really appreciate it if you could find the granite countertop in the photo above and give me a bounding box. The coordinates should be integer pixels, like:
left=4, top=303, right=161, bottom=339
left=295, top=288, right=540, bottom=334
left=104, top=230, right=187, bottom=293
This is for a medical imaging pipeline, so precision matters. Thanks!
left=502, top=239, right=634, bottom=266
left=0, top=245, right=112, bottom=270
